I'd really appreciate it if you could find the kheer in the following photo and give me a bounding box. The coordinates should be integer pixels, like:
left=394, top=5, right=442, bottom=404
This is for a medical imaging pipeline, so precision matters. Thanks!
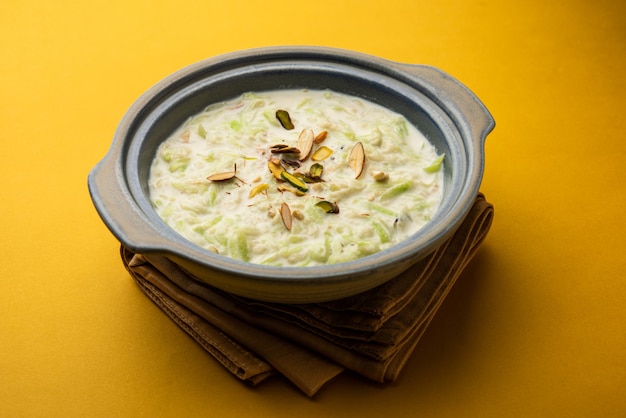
left=148, top=89, right=444, bottom=266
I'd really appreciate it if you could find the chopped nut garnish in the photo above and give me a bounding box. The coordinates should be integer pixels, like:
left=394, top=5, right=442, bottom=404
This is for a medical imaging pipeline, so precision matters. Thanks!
left=314, top=130, right=328, bottom=144
left=270, top=144, right=300, bottom=154
left=207, top=164, right=237, bottom=181
left=294, top=172, right=315, bottom=183
left=316, top=201, right=340, bottom=214
left=311, top=146, right=333, bottom=161
left=309, top=163, right=324, bottom=180
left=371, top=171, right=388, bottom=181
left=281, top=171, right=308, bottom=192
left=297, top=128, right=314, bottom=161
left=280, top=202, right=293, bottom=230
left=282, top=158, right=301, bottom=168
left=275, top=109, right=294, bottom=130
left=292, top=210, right=305, bottom=220
left=277, top=185, right=306, bottom=196
left=249, top=183, right=269, bottom=198
left=268, top=160, right=285, bottom=180
left=348, top=142, right=365, bottom=179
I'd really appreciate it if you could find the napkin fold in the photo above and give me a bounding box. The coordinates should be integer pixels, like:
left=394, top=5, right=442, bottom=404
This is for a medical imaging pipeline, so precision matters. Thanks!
left=121, top=193, right=493, bottom=396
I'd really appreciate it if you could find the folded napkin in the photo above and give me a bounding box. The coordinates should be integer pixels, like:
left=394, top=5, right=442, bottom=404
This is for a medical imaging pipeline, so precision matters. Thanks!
left=121, top=193, right=493, bottom=396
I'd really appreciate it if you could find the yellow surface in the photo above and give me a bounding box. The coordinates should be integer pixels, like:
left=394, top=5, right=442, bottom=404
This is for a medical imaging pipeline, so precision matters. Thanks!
left=1, top=0, right=625, bottom=416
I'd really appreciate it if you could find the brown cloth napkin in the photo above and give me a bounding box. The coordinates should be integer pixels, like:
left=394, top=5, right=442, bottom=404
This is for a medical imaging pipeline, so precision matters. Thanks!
left=121, top=193, right=493, bottom=396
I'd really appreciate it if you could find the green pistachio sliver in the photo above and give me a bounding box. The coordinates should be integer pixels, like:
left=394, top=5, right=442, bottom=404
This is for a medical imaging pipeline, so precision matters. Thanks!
left=316, top=201, right=340, bottom=214
left=294, top=173, right=317, bottom=184
left=309, top=163, right=324, bottom=179
left=275, top=109, right=294, bottom=130
left=281, top=171, right=308, bottom=192
left=311, top=146, right=333, bottom=161
left=249, top=183, right=269, bottom=198
left=268, top=160, right=285, bottom=179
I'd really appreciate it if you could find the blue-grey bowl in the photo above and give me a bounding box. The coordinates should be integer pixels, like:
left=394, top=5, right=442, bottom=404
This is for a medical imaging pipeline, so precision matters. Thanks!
left=88, top=46, right=494, bottom=303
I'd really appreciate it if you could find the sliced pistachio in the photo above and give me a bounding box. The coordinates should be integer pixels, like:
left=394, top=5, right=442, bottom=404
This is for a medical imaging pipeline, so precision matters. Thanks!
left=207, top=164, right=237, bottom=181
left=280, top=202, right=293, bottom=230
left=270, top=144, right=301, bottom=154
left=276, top=109, right=294, bottom=130
left=282, top=158, right=301, bottom=168
left=314, top=130, right=328, bottom=144
left=297, top=128, right=314, bottom=161
left=268, top=160, right=285, bottom=180
left=348, top=142, right=365, bottom=179
left=309, top=163, right=324, bottom=179
left=281, top=171, right=308, bottom=192
left=294, top=172, right=317, bottom=183
left=316, top=201, right=340, bottom=214
left=311, top=146, right=333, bottom=161
left=249, top=183, right=269, bottom=198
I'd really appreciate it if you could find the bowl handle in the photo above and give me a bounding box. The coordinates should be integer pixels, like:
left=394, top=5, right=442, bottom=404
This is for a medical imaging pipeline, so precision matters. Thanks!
left=395, top=63, right=495, bottom=142
left=88, top=153, right=169, bottom=254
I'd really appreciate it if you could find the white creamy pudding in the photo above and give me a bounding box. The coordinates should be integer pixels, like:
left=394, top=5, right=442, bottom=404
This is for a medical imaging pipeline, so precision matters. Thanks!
left=148, top=89, right=444, bottom=266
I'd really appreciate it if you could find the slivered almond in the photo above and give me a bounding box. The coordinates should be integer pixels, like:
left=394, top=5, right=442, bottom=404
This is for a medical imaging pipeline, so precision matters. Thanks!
left=348, top=142, right=365, bottom=179
left=280, top=202, right=293, bottom=231
left=207, top=164, right=237, bottom=181
left=314, top=130, right=328, bottom=144
left=297, top=128, right=314, bottom=161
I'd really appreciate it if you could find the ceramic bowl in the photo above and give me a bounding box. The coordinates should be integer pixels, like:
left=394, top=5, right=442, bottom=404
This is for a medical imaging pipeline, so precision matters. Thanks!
left=88, top=46, right=494, bottom=303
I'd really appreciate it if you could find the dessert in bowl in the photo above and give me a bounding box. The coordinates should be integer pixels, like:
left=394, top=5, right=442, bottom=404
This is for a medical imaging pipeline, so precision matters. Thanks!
left=88, top=46, right=494, bottom=303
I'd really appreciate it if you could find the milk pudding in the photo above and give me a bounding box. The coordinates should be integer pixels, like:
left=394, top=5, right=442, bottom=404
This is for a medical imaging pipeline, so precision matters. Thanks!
left=148, top=89, right=444, bottom=266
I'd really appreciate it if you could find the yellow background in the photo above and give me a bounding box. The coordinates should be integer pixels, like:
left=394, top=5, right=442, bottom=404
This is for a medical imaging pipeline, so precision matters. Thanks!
left=1, top=0, right=625, bottom=416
